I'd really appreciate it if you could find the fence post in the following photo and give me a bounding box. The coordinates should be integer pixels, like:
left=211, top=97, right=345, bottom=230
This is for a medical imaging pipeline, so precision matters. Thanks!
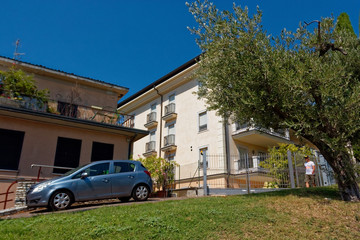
left=293, top=153, right=300, bottom=187
left=245, top=153, right=250, bottom=194
left=287, top=150, right=295, bottom=188
left=203, top=154, right=208, bottom=196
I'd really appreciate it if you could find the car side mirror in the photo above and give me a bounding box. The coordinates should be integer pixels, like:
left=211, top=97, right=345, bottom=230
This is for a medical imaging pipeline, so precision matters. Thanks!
left=81, top=172, right=88, bottom=179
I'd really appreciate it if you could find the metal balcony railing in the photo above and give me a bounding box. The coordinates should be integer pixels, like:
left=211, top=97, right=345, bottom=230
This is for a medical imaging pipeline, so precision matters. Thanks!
left=164, top=103, right=176, bottom=115
left=145, top=141, right=156, bottom=152
left=164, top=134, right=175, bottom=147
left=146, top=112, right=157, bottom=123
left=0, top=97, right=135, bottom=128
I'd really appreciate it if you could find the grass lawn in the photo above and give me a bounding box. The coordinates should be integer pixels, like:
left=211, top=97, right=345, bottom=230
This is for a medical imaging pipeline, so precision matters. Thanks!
left=0, top=186, right=359, bottom=240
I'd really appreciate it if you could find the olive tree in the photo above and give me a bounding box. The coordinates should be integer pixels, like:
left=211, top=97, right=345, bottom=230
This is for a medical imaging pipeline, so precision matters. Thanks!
left=187, top=0, right=360, bottom=201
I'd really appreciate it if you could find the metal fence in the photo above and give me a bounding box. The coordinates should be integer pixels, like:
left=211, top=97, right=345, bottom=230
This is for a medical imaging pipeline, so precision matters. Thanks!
left=172, top=152, right=331, bottom=192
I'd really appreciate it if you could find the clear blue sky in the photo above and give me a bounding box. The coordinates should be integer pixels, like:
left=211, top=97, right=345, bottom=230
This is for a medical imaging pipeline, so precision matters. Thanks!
left=0, top=0, right=359, bottom=100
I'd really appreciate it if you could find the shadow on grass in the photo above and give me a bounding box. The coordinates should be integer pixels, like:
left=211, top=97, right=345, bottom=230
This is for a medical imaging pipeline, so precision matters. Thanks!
left=243, top=186, right=342, bottom=200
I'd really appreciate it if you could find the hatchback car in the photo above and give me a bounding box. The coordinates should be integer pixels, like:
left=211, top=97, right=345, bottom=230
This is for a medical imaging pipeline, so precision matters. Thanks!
left=26, top=160, right=153, bottom=211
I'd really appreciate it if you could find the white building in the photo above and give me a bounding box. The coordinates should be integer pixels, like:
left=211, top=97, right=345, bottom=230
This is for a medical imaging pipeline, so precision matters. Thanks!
left=118, top=56, right=310, bottom=189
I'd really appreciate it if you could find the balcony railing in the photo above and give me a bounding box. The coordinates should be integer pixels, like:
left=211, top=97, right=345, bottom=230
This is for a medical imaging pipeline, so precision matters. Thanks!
left=145, top=141, right=156, bottom=152
left=164, top=134, right=175, bottom=147
left=146, top=112, right=157, bottom=123
left=164, top=103, right=176, bottom=115
left=0, top=97, right=135, bottom=128
left=234, top=122, right=289, bottom=139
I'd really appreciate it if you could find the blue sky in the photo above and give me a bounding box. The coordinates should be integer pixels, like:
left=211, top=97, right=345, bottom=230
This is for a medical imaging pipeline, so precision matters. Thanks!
left=0, top=0, right=359, bottom=100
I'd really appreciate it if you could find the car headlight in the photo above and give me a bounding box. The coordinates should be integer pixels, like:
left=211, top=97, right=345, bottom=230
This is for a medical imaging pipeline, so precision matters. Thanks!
left=32, top=182, right=52, bottom=193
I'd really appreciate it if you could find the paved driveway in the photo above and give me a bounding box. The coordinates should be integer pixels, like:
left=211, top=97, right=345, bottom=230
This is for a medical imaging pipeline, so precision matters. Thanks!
left=1, top=197, right=188, bottom=220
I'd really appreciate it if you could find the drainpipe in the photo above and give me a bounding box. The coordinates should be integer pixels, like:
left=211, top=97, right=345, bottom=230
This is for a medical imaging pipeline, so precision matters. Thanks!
left=127, top=134, right=137, bottom=159
left=153, top=86, right=163, bottom=158
left=223, top=117, right=231, bottom=188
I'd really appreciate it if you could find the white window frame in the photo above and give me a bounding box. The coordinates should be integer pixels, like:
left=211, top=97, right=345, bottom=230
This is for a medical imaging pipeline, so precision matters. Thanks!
left=198, top=111, right=207, bottom=132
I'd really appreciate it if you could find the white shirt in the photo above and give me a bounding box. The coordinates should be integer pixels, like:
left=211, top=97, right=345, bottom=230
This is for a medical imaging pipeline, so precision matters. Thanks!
left=304, top=161, right=315, bottom=175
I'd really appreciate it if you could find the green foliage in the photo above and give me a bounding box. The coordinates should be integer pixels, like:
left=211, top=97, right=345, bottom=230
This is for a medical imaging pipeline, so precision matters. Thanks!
left=335, top=12, right=357, bottom=38
left=137, top=156, right=178, bottom=190
left=1, top=187, right=360, bottom=240
left=0, top=67, right=49, bottom=104
left=187, top=0, right=360, bottom=200
left=260, top=144, right=312, bottom=187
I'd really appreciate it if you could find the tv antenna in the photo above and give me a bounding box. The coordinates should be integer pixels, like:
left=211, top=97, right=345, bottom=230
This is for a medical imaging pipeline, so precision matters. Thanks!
left=13, top=39, right=25, bottom=60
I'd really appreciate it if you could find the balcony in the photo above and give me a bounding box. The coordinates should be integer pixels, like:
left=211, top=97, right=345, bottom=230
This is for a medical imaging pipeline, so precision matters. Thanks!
left=161, top=134, right=177, bottom=152
left=143, top=141, right=157, bottom=157
left=162, top=103, right=177, bottom=121
left=232, top=123, right=291, bottom=147
left=144, top=112, right=158, bottom=129
left=0, top=97, right=135, bottom=128
left=234, top=155, right=268, bottom=172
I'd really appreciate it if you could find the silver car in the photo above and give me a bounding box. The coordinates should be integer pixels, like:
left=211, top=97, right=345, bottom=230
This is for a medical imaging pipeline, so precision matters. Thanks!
left=26, top=160, right=153, bottom=211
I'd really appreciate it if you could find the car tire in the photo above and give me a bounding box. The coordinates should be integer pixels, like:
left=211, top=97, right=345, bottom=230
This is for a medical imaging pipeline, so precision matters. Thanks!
left=49, top=190, right=73, bottom=211
left=132, top=184, right=149, bottom=201
left=118, top=197, right=131, bottom=202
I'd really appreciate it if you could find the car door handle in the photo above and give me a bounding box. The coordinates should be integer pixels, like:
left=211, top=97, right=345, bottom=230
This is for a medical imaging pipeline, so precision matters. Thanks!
left=128, top=176, right=134, bottom=179
left=102, top=178, right=109, bottom=183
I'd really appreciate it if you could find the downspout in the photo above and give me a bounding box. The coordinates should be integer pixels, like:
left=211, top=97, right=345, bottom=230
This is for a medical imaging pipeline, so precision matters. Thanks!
left=223, top=117, right=231, bottom=188
left=154, top=86, right=163, bottom=158
left=128, top=134, right=137, bottom=159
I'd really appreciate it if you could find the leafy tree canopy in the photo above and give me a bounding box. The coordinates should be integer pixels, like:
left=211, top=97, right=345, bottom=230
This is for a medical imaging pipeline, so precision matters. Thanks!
left=187, top=0, right=360, bottom=201
left=335, top=12, right=357, bottom=38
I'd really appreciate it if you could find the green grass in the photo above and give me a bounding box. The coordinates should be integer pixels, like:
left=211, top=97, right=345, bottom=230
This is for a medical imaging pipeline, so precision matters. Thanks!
left=0, top=186, right=359, bottom=240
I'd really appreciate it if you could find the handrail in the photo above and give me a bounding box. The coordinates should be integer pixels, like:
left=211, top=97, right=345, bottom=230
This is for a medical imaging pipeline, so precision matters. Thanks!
left=0, top=178, right=24, bottom=209
left=31, top=164, right=74, bottom=182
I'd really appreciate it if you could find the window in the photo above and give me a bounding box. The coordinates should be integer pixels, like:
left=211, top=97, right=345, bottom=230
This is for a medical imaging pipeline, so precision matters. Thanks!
left=0, top=128, right=25, bottom=170
left=150, top=103, right=156, bottom=112
left=169, top=94, right=175, bottom=103
left=91, top=142, right=114, bottom=162
left=57, top=101, right=78, bottom=118
left=113, top=162, right=135, bottom=173
left=53, top=137, right=82, bottom=174
left=74, top=162, right=110, bottom=178
left=146, top=130, right=156, bottom=152
left=166, top=152, right=176, bottom=161
left=164, top=123, right=175, bottom=146
left=168, top=123, right=175, bottom=136
left=199, top=111, right=207, bottom=132
left=147, top=104, right=157, bottom=123
left=150, top=130, right=156, bottom=142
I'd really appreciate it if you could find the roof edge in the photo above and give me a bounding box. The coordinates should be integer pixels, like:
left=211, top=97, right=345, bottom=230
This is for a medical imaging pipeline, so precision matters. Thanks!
left=117, top=54, right=201, bottom=108
left=0, top=55, right=129, bottom=92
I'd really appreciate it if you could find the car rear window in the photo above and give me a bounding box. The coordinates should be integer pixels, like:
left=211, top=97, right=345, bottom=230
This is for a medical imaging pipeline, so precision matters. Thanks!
left=114, top=162, right=135, bottom=173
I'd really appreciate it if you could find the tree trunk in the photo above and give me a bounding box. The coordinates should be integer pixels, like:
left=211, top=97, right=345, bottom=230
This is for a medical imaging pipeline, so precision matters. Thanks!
left=320, top=149, right=360, bottom=201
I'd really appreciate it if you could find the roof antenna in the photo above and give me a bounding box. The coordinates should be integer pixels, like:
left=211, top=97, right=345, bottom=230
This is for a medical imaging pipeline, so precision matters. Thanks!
left=13, top=39, right=25, bottom=61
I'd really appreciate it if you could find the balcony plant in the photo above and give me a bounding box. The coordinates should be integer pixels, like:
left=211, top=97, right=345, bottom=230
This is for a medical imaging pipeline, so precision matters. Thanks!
left=0, top=67, right=49, bottom=107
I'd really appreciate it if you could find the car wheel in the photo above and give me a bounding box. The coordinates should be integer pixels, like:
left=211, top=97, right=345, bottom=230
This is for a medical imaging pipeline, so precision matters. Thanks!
left=49, top=190, right=73, bottom=211
left=118, top=197, right=131, bottom=202
left=132, top=185, right=149, bottom=201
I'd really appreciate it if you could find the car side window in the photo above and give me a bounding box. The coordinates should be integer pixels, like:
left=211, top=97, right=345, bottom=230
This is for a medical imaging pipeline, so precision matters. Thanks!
left=73, top=163, right=110, bottom=178
left=113, top=162, right=136, bottom=173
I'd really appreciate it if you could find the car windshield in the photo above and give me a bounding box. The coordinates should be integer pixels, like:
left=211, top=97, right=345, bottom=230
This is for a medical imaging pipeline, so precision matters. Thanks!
left=62, top=163, right=90, bottom=176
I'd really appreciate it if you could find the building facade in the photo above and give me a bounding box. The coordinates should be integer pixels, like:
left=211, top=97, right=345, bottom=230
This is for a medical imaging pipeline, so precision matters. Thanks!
left=118, top=56, right=298, bottom=189
left=0, top=56, right=147, bottom=208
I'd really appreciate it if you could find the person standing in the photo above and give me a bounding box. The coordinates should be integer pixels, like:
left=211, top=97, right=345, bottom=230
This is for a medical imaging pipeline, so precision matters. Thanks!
left=304, top=156, right=316, bottom=187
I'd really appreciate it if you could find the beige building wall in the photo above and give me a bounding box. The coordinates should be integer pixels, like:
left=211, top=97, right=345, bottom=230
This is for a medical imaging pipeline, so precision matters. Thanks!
left=0, top=114, right=129, bottom=180
left=118, top=59, right=293, bottom=188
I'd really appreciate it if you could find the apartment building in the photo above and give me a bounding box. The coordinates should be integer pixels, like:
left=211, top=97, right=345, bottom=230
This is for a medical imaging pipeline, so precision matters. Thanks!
left=0, top=56, right=147, bottom=208
left=118, top=56, right=296, bottom=189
